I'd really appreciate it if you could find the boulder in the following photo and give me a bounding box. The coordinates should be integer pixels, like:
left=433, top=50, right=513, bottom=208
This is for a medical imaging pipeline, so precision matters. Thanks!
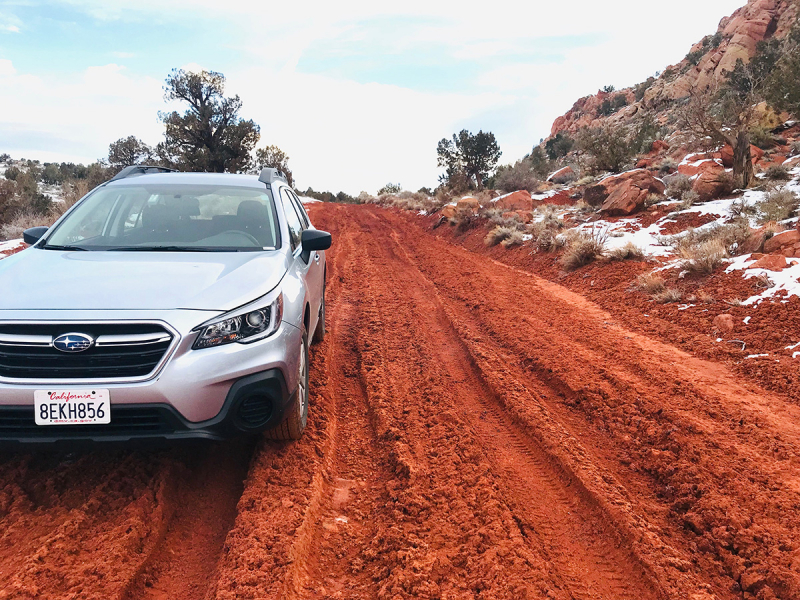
left=650, top=140, right=670, bottom=154
left=456, top=197, right=480, bottom=212
left=691, top=161, right=734, bottom=201
left=440, top=204, right=457, bottom=219
left=719, top=144, right=764, bottom=168
left=495, top=191, right=534, bottom=211
left=678, top=158, right=722, bottom=178
left=588, top=170, right=666, bottom=216
left=748, top=254, right=788, bottom=271
left=764, top=229, right=800, bottom=254
left=547, top=166, right=575, bottom=184
left=713, top=314, right=735, bottom=335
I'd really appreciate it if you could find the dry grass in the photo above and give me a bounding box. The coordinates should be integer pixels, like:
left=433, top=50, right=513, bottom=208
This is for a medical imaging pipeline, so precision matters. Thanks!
left=608, top=242, right=646, bottom=261
left=449, top=208, right=478, bottom=233
left=560, top=227, right=608, bottom=271
left=501, top=230, right=525, bottom=248
left=653, top=288, right=683, bottom=304
left=664, top=173, right=693, bottom=200
left=634, top=272, right=666, bottom=294
left=696, top=289, right=715, bottom=304
left=485, top=225, right=517, bottom=247
left=758, top=189, right=799, bottom=224
left=670, top=221, right=752, bottom=257
left=680, top=238, right=728, bottom=275
left=644, top=193, right=663, bottom=208
left=765, top=165, right=792, bottom=181
left=0, top=210, right=50, bottom=241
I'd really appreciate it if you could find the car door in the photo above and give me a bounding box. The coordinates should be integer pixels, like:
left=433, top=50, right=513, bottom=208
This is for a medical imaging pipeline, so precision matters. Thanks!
left=279, top=188, right=321, bottom=333
left=288, top=190, right=325, bottom=299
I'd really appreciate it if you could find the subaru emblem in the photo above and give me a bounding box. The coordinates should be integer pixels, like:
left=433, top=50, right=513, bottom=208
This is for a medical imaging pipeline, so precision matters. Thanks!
left=52, top=333, right=95, bottom=353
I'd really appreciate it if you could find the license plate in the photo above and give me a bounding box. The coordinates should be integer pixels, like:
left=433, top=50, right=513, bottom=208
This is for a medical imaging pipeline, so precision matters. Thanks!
left=34, top=390, right=111, bottom=425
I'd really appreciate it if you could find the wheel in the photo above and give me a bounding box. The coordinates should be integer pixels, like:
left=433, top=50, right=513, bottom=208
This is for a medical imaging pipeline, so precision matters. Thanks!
left=312, top=288, right=326, bottom=345
left=265, top=327, right=309, bottom=440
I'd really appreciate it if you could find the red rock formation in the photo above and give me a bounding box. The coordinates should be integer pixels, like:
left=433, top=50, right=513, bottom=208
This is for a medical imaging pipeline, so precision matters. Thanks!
left=585, top=170, right=666, bottom=216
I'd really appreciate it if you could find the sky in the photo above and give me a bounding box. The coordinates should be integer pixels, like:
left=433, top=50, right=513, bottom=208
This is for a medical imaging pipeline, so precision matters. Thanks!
left=0, top=0, right=746, bottom=194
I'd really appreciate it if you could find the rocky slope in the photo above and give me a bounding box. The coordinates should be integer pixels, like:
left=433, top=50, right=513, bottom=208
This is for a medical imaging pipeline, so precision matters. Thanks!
left=550, top=0, right=800, bottom=137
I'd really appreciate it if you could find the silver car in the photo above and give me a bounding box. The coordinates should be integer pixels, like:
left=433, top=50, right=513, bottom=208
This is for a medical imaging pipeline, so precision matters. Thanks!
left=0, top=166, right=331, bottom=444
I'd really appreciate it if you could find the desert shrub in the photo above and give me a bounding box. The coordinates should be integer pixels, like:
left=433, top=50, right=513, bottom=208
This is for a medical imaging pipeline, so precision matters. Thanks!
left=483, top=208, right=523, bottom=229
left=502, top=230, right=524, bottom=248
left=765, top=165, right=792, bottom=180
left=672, top=221, right=751, bottom=256
left=3, top=166, right=20, bottom=181
left=575, top=124, right=634, bottom=173
left=449, top=207, right=477, bottom=233
left=0, top=210, right=51, bottom=240
left=675, top=190, right=700, bottom=211
left=560, top=227, right=608, bottom=271
left=574, top=175, right=598, bottom=187
left=495, top=159, right=540, bottom=193
left=608, top=242, right=646, bottom=261
left=758, top=189, right=799, bottom=223
left=485, top=225, right=516, bottom=247
left=634, top=77, right=656, bottom=102
left=378, top=183, right=402, bottom=195
left=0, top=153, right=10, bottom=163
left=644, top=193, right=663, bottom=208
left=573, top=199, right=594, bottom=214
left=680, top=238, right=728, bottom=274
left=791, top=141, right=800, bottom=156
left=729, top=196, right=757, bottom=218
left=696, top=290, right=715, bottom=303
left=529, top=211, right=566, bottom=251
left=748, top=126, right=776, bottom=150
left=653, top=288, right=683, bottom=303
left=545, top=133, right=574, bottom=160
left=685, top=50, right=704, bottom=66
left=664, top=173, right=693, bottom=200
left=656, top=157, right=677, bottom=175
left=598, top=94, right=629, bottom=117
left=635, top=272, right=666, bottom=294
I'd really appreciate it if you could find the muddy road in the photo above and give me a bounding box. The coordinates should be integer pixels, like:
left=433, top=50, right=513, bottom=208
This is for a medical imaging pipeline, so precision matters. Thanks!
left=1, top=203, right=799, bottom=600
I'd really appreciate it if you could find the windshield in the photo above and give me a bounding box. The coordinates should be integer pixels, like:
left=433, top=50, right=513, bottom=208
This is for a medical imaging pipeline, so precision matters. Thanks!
left=44, top=184, right=280, bottom=251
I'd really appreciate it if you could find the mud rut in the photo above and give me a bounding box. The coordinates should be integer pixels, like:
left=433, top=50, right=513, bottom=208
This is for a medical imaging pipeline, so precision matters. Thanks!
left=0, top=204, right=799, bottom=599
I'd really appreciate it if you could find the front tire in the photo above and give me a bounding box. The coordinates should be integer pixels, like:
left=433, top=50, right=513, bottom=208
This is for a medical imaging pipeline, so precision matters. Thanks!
left=265, top=327, right=309, bottom=440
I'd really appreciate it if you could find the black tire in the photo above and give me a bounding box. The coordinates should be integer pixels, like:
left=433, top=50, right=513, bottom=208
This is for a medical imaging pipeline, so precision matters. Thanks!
left=265, top=327, right=309, bottom=440
left=312, top=288, right=326, bottom=345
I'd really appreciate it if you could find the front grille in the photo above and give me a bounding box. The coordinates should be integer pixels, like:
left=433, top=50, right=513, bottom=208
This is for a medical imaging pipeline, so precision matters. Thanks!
left=0, top=322, right=174, bottom=380
left=237, top=395, right=273, bottom=427
left=0, top=406, right=177, bottom=438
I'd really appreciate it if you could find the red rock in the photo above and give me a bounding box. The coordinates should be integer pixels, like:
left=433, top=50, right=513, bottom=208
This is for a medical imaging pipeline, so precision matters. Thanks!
left=636, top=158, right=655, bottom=169
left=719, top=144, right=764, bottom=168
left=440, top=204, right=457, bottom=218
left=650, top=140, right=670, bottom=154
left=691, top=161, right=733, bottom=201
left=749, top=254, right=788, bottom=271
left=495, top=191, right=534, bottom=211
left=782, top=247, right=794, bottom=257
left=678, top=158, right=722, bottom=178
left=764, top=229, right=800, bottom=253
left=589, top=170, right=666, bottom=216
left=456, top=197, right=480, bottom=212
left=547, top=166, right=575, bottom=184
left=713, top=314, right=735, bottom=334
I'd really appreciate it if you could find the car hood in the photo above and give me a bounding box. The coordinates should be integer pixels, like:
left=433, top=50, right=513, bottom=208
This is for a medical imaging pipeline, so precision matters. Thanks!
left=0, top=248, right=289, bottom=311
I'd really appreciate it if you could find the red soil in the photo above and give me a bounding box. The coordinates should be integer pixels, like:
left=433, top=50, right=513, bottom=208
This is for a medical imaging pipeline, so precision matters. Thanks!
left=0, top=203, right=799, bottom=600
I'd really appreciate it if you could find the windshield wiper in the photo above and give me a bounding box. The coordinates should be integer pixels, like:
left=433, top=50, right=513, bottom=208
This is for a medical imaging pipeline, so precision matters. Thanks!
left=108, top=245, right=225, bottom=252
left=42, top=244, right=88, bottom=251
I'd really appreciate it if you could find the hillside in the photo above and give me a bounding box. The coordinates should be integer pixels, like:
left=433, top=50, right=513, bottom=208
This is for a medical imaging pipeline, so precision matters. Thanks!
left=550, top=0, right=800, bottom=137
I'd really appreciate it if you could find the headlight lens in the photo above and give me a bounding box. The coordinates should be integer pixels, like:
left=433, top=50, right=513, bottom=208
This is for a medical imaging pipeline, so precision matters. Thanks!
left=193, top=292, right=283, bottom=349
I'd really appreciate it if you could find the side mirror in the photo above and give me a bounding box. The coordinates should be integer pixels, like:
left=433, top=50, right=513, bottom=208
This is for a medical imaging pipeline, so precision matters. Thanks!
left=301, top=229, right=332, bottom=252
left=23, top=226, right=49, bottom=246
left=300, top=230, right=332, bottom=263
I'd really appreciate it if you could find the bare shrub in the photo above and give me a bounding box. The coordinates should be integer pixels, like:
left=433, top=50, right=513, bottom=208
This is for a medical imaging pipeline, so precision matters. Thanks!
left=729, top=196, right=757, bottom=218
left=656, top=157, right=677, bottom=175
left=635, top=272, right=666, bottom=294
left=449, top=208, right=477, bottom=233
left=501, top=230, right=525, bottom=248
left=664, top=173, right=693, bottom=200
left=758, top=189, right=799, bottom=223
left=673, top=190, right=700, bottom=211
left=644, top=193, right=663, bottom=208
left=485, top=225, right=516, bottom=247
left=495, top=160, right=540, bottom=193
left=653, top=288, right=683, bottom=303
left=0, top=210, right=50, bottom=240
left=671, top=221, right=751, bottom=256
left=680, top=238, right=728, bottom=274
left=791, top=141, right=800, bottom=157
left=608, top=242, right=646, bottom=261
left=560, top=227, right=608, bottom=271
left=765, top=165, right=792, bottom=181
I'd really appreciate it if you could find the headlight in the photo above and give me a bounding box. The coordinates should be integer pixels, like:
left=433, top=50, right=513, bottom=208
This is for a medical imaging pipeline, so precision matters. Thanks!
left=192, top=289, right=284, bottom=349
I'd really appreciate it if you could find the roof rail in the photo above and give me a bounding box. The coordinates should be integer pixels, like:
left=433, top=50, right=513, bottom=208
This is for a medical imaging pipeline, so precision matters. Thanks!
left=109, top=165, right=179, bottom=182
left=258, top=167, right=288, bottom=185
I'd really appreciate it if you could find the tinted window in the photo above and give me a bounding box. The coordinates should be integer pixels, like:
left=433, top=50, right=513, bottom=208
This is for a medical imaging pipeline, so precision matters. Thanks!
left=280, top=189, right=303, bottom=251
left=289, top=191, right=310, bottom=229
left=46, top=184, right=280, bottom=251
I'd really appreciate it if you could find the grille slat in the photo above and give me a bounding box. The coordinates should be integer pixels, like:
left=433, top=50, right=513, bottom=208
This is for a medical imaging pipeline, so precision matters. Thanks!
left=0, top=406, right=177, bottom=437
left=0, top=323, right=174, bottom=380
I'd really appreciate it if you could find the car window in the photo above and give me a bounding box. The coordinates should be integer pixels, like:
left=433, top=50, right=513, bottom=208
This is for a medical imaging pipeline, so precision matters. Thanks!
left=280, top=189, right=303, bottom=251
left=288, top=191, right=310, bottom=229
left=45, top=184, right=280, bottom=251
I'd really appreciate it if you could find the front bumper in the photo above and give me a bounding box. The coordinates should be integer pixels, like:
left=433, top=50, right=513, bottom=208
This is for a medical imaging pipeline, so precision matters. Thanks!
left=0, top=309, right=302, bottom=444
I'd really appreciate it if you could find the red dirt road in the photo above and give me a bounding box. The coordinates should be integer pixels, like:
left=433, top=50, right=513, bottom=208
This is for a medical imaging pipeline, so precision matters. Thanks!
left=1, top=203, right=799, bottom=599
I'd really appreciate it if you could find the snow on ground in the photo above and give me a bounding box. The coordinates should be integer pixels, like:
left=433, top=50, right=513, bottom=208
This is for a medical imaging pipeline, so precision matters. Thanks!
left=726, top=254, right=800, bottom=306
left=0, top=239, right=24, bottom=258
left=298, top=196, right=321, bottom=204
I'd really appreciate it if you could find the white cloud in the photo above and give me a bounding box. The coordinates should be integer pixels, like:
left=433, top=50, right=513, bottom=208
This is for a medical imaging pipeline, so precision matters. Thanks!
left=0, top=59, right=16, bottom=77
